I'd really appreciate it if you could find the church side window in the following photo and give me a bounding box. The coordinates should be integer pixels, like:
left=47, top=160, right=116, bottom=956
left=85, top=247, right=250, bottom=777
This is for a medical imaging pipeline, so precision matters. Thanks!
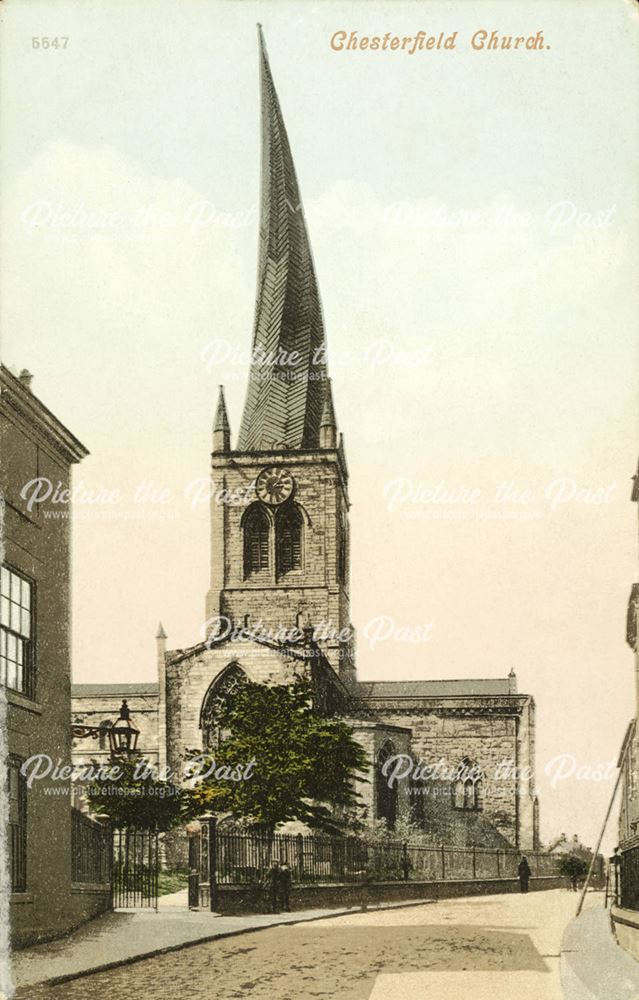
left=276, top=503, right=303, bottom=577
left=200, top=663, right=247, bottom=750
left=452, top=758, right=483, bottom=811
left=409, top=777, right=426, bottom=828
left=243, top=504, right=270, bottom=578
left=375, top=740, right=398, bottom=829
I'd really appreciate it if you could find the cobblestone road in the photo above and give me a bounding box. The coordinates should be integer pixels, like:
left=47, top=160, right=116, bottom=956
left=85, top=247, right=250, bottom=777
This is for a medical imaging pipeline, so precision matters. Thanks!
left=17, top=889, right=583, bottom=1000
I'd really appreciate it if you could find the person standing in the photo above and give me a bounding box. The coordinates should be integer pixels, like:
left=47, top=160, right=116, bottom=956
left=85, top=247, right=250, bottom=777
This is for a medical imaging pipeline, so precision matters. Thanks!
left=610, top=847, right=622, bottom=905
left=264, top=860, right=281, bottom=913
left=518, top=855, right=531, bottom=893
left=279, top=862, right=292, bottom=912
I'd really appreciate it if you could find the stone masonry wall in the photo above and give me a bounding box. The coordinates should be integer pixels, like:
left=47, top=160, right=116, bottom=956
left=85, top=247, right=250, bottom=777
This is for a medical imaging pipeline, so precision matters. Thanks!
left=164, top=638, right=305, bottom=779
left=359, top=700, right=533, bottom=848
left=207, top=450, right=351, bottom=680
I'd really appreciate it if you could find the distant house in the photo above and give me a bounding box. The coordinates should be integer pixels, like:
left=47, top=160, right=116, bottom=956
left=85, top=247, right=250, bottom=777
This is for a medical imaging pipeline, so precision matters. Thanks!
left=546, top=833, right=592, bottom=859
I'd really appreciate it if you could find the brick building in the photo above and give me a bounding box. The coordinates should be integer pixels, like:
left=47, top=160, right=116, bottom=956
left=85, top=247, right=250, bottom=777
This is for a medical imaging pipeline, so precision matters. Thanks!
left=71, top=29, right=540, bottom=853
left=1, top=365, right=111, bottom=948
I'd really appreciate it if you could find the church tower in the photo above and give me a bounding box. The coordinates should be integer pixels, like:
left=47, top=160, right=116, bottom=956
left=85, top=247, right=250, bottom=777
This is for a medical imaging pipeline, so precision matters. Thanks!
left=206, top=28, right=354, bottom=686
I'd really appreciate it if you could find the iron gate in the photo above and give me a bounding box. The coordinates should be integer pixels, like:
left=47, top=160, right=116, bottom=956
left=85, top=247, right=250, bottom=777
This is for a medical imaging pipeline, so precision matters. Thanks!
left=112, top=828, right=159, bottom=908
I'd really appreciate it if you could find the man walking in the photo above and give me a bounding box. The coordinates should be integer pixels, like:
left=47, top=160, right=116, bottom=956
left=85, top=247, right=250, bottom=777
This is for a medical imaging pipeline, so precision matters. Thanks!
left=279, top=862, right=292, bottom=912
left=264, top=860, right=281, bottom=913
left=518, top=855, right=531, bottom=893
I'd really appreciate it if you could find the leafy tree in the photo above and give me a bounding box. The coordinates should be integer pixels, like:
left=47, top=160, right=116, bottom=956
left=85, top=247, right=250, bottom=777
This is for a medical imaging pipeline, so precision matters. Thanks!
left=86, top=755, right=183, bottom=831
left=558, top=853, right=588, bottom=889
left=181, top=677, right=368, bottom=833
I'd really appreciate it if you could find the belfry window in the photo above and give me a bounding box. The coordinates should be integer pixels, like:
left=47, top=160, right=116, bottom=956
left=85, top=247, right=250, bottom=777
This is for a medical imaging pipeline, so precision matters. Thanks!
left=243, top=504, right=270, bottom=578
left=276, top=503, right=303, bottom=577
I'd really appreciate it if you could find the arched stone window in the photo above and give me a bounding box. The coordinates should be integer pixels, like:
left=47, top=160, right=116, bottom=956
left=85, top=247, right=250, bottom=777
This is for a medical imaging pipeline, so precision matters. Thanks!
left=243, top=503, right=271, bottom=578
left=98, top=719, right=113, bottom=750
left=452, top=757, right=483, bottom=811
left=276, top=503, right=303, bottom=577
left=200, top=663, right=247, bottom=750
left=375, top=740, right=398, bottom=829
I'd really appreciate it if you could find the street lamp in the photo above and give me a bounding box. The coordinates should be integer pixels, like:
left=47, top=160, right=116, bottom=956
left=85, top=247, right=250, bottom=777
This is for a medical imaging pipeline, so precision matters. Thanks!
left=71, top=699, right=141, bottom=755
left=110, top=700, right=140, bottom=754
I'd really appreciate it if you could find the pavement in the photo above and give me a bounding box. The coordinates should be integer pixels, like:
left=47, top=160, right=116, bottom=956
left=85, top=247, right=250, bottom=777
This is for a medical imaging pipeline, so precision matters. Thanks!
left=11, top=889, right=639, bottom=1000
left=11, top=888, right=593, bottom=1000
left=561, top=899, right=639, bottom=1000
left=9, top=894, right=434, bottom=992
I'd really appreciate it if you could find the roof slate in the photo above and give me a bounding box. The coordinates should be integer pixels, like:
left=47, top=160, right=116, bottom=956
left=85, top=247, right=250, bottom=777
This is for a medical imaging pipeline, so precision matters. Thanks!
left=71, top=683, right=159, bottom=697
left=357, top=679, right=515, bottom=698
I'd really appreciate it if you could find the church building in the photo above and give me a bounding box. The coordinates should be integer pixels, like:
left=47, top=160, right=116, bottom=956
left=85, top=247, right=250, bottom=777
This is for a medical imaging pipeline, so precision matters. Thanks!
left=72, top=29, right=539, bottom=852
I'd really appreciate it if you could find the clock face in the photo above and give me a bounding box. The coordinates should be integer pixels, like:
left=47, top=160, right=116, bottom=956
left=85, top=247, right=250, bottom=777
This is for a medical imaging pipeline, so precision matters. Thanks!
left=255, top=467, right=295, bottom=506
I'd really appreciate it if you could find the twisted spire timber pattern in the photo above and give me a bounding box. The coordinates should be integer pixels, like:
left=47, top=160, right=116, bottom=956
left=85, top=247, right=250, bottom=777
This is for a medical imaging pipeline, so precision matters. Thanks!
left=237, top=26, right=329, bottom=452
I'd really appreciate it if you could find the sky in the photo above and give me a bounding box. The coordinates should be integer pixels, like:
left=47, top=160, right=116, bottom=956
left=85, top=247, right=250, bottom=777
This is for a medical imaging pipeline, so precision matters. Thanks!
left=1, top=0, right=638, bottom=848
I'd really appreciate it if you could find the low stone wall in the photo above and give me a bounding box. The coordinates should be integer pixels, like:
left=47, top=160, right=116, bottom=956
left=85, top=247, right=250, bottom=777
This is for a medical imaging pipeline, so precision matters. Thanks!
left=611, top=905, right=639, bottom=961
left=70, top=884, right=112, bottom=922
left=11, top=884, right=112, bottom=950
left=212, top=875, right=568, bottom=915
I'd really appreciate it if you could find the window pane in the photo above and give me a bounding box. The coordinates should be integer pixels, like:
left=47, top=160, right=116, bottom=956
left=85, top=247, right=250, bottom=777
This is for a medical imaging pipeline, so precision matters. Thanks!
left=0, top=574, right=35, bottom=698
left=10, top=602, right=21, bottom=632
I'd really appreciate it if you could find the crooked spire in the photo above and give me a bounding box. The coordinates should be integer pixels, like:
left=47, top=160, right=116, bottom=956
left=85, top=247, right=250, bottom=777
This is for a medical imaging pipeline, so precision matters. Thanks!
left=237, top=26, right=328, bottom=452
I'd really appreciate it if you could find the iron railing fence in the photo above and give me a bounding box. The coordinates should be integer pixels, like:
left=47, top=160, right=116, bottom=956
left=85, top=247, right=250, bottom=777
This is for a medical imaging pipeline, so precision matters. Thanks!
left=209, top=829, right=564, bottom=887
left=71, top=808, right=112, bottom=884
